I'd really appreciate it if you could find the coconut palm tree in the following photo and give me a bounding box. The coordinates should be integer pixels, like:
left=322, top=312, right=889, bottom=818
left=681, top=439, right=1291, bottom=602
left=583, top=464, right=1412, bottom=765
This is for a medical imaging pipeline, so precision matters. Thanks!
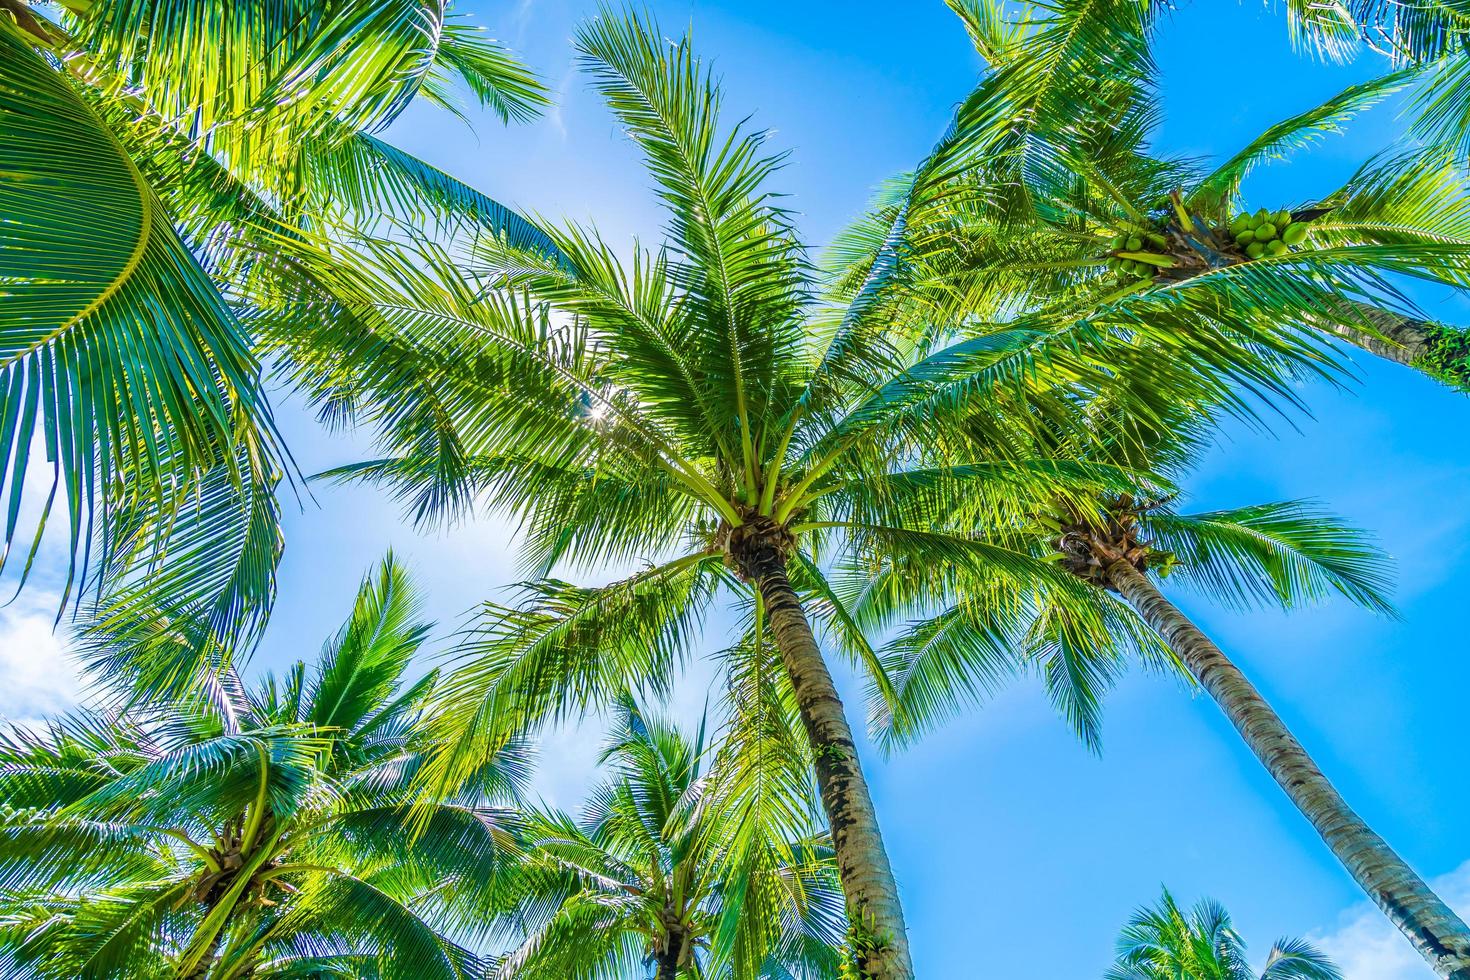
left=0, top=555, right=529, bottom=978
left=848, top=0, right=1470, bottom=396
left=275, top=8, right=1347, bottom=974
left=854, top=374, right=1470, bottom=977
left=495, top=698, right=843, bottom=980
left=0, top=0, right=550, bottom=691
left=1106, top=890, right=1342, bottom=980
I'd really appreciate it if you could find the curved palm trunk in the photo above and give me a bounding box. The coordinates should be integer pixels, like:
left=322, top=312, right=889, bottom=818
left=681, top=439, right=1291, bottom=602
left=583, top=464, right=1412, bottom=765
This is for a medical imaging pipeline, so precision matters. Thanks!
left=1106, top=559, right=1470, bottom=979
left=741, top=543, right=914, bottom=980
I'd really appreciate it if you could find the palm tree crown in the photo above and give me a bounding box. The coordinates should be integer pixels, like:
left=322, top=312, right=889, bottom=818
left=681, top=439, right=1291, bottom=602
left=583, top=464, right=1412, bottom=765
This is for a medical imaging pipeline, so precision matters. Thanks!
left=1107, top=890, right=1342, bottom=980
left=0, top=556, right=528, bottom=979
left=497, top=700, right=842, bottom=980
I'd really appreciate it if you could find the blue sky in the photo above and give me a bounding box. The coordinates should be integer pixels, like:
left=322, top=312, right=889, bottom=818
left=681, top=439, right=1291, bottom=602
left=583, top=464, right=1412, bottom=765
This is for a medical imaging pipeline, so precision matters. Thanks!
left=4, top=1, right=1470, bottom=976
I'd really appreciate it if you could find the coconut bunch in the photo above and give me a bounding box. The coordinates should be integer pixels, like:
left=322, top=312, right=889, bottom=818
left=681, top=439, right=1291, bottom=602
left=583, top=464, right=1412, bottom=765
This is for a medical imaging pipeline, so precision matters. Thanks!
left=1227, top=207, right=1311, bottom=260
left=1102, top=226, right=1176, bottom=280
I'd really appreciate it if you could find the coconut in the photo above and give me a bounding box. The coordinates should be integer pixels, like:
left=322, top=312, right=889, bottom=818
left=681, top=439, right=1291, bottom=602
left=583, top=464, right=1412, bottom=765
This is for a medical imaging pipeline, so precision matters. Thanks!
left=1126, top=235, right=1143, bottom=251
left=1245, top=241, right=1266, bottom=259
left=1235, top=230, right=1256, bottom=246
left=1265, top=239, right=1288, bottom=257
left=1255, top=222, right=1277, bottom=241
left=1273, top=209, right=1291, bottom=228
left=1281, top=222, right=1308, bottom=246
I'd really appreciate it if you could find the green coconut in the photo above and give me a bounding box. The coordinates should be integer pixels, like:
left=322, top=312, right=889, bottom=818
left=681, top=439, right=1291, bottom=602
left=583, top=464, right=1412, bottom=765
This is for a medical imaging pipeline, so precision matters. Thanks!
left=1266, top=239, right=1289, bottom=257
left=1111, top=234, right=1127, bottom=251
left=1245, top=241, right=1266, bottom=259
left=1126, top=235, right=1143, bottom=251
left=1281, top=222, right=1308, bottom=246
left=1229, top=213, right=1252, bottom=234
left=1255, top=222, right=1277, bottom=241
left=1254, top=207, right=1270, bottom=226
left=1274, top=209, right=1291, bottom=227
left=1235, top=229, right=1256, bottom=246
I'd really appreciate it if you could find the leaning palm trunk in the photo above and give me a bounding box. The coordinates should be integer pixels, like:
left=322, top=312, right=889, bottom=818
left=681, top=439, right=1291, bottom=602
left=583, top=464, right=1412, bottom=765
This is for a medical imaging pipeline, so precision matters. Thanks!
left=732, top=521, right=913, bottom=980
left=1323, top=303, right=1470, bottom=391
left=1106, top=558, right=1470, bottom=979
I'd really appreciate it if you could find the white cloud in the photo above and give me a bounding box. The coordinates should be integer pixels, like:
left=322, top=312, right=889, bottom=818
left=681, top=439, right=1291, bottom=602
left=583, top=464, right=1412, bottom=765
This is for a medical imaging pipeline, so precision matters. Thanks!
left=0, top=591, right=80, bottom=729
left=1312, top=860, right=1470, bottom=979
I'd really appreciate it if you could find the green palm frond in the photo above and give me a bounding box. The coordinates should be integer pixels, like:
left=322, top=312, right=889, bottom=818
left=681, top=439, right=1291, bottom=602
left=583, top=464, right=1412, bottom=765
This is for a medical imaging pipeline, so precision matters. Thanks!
left=0, top=23, right=274, bottom=600
left=1281, top=0, right=1361, bottom=61
left=1190, top=70, right=1413, bottom=212
left=62, top=0, right=546, bottom=192
left=306, top=554, right=433, bottom=733
left=1260, top=936, right=1345, bottom=979
left=573, top=8, right=809, bottom=464
left=420, top=554, right=725, bottom=802
left=1141, top=500, right=1396, bottom=615
left=72, top=449, right=282, bottom=705
left=305, top=133, right=560, bottom=247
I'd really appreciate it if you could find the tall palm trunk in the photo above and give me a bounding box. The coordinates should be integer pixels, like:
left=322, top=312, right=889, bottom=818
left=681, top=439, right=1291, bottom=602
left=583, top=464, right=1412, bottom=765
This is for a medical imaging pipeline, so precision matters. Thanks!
left=732, top=523, right=914, bottom=980
left=1325, top=303, right=1467, bottom=390
left=1106, top=558, right=1470, bottom=980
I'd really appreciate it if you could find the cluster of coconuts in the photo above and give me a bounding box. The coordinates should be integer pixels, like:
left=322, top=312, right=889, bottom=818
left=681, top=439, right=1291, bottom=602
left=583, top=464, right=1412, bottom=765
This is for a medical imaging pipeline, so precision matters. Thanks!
left=1229, top=208, right=1310, bottom=259
left=1102, top=229, right=1175, bottom=279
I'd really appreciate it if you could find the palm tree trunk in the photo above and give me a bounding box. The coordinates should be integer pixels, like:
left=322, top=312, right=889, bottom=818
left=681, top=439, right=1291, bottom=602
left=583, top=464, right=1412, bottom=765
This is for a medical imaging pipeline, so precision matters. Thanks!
left=656, top=929, right=683, bottom=980
left=741, top=541, right=914, bottom=980
left=1106, top=558, right=1470, bottom=979
left=183, top=926, right=225, bottom=980
left=1326, top=305, right=1468, bottom=391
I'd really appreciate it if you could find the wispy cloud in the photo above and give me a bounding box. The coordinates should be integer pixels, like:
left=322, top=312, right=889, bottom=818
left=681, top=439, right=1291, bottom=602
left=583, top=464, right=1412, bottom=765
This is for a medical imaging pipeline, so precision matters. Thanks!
left=546, top=69, right=575, bottom=141
left=0, top=591, right=79, bottom=729
left=1312, top=860, right=1470, bottom=979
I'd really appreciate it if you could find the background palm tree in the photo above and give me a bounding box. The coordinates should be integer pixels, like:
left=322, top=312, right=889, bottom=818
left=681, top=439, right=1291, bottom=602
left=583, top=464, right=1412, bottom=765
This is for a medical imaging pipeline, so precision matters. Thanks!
left=855, top=379, right=1470, bottom=978
left=0, top=555, right=529, bottom=978
left=1106, top=889, right=1342, bottom=980
left=495, top=699, right=843, bottom=980
left=0, top=0, right=550, bottom=697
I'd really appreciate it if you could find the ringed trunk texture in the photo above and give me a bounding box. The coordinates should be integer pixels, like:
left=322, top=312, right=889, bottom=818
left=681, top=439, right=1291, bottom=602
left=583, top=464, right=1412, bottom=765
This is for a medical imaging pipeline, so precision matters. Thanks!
left=1107, top=559, right=1470, bottom=980
left=743, top=544, right=913, bottom=980
left=1327, top=304, right=1469, bottom=391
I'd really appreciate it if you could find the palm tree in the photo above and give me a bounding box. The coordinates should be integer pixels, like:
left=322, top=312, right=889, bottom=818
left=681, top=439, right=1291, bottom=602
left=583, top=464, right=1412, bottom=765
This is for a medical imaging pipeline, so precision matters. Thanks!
left=275, top=9, right=1339, bottom=975
left=1106, top=890, right=1341, bottom=980
left=495, top=699, right=843, bottom=980
left=0, top=0, right=550, bottom=684
left=857, top=374, right=1470, bottom=977
left=0, top=555, right=529, bottom=978
left=850, top=0, right=1470, bottom=397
